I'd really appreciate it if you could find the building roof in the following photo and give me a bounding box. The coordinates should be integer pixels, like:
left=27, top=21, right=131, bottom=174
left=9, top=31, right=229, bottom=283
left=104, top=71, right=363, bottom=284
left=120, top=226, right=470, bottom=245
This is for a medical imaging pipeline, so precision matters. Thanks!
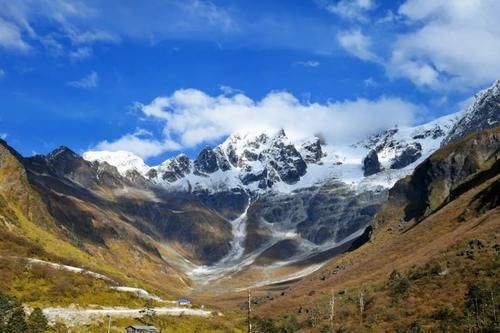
left=126, top=325, right=159, bottom=332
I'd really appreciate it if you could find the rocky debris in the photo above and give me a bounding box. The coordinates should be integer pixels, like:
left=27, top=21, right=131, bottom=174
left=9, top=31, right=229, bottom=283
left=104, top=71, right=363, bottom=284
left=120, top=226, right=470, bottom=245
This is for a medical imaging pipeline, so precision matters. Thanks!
left=363, top=150, right=382, bottom=176
left=251, top=181, right=387, bottom=247
left=390, top=143, right=422, bottom=169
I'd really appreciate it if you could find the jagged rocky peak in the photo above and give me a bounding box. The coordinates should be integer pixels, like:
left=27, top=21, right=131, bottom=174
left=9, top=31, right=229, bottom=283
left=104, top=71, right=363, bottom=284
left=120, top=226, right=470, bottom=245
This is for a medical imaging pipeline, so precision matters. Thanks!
left=151, top=153, right=191, bottom=182
left=48, top=146, right=80, bottom=161
left=43, top=146, right=88, bottom=176
left=221, top=129, right=310, bottom=186
left=300, top=137, right=324, bottom=163
left=443, top=79, right=500, bottom=144
left=193, top=146, right=231, bottom=175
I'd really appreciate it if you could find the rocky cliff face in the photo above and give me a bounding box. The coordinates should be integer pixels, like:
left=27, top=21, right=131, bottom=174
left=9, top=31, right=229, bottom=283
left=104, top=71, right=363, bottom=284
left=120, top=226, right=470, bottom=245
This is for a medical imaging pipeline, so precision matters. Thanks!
left=443, top=80, right=500, bottom=144
left=376, top=127, right=500, bottom=228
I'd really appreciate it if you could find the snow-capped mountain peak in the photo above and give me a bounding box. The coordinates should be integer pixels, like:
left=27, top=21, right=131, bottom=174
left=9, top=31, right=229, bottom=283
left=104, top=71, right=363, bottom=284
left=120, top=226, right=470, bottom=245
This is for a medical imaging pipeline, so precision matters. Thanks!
left=83, top=150, right=150, bottom=176
left=82, top=79, right=500, bottom=194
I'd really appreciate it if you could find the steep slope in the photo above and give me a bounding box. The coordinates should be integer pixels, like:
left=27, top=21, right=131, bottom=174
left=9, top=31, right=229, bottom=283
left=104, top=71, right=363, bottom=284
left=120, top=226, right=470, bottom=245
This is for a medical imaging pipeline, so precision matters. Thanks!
left=251, top=127, right=499, bottom=332
left=443, top=79, right=500, bottom=144
left=26, top=146, right=233, bottom=264
left=0, top=140, right=236, bottom=309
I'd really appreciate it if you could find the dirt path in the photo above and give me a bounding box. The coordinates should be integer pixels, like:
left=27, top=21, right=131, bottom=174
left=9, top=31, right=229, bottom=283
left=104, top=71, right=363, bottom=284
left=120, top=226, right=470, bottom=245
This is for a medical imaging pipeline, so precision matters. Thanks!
left=43, top=306, right=212, bottom=326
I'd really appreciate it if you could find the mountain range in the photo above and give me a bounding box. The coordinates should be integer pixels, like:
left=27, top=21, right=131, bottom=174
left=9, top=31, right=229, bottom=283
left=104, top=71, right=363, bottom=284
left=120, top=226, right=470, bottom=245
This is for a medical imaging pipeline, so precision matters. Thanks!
left=0, top=80, right=499, bottom=313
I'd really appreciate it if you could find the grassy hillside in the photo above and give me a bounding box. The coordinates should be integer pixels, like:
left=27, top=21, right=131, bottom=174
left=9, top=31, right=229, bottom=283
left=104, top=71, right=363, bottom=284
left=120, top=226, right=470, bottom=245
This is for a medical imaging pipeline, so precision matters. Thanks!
left=0, top=141, right=189, bottom=307
left=250, top=129, right=500, bottom=332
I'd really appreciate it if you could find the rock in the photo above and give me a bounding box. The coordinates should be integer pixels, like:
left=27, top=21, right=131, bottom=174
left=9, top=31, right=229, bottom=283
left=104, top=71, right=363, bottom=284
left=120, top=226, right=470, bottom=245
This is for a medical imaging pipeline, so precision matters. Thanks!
left=194, top=147, right=219, bottom=175
left=443, top=80, right=500, bottom=144
left=363, top=150, right=382, bottom=176
left=390, top=143, right=422, bottom=169
left=160, top=154, right=191, bottom=182
left=301, top=138, right=323, bottom=163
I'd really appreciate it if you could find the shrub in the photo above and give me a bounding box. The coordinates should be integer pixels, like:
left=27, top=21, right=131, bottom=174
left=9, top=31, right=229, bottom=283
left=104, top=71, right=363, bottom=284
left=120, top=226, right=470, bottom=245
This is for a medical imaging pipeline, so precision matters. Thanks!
left=408, top=261, right=442, bottom=280
left=433, top=307, right=463, bottom=333
left=396, top=320, right=424, bottom=333
left=28, top=307, right=48, bottom=333
left=388, top=271, right=410, bottom=304
left=0, top=290, right=28, bottom=333
left=282, top=313, right=299, bottom=333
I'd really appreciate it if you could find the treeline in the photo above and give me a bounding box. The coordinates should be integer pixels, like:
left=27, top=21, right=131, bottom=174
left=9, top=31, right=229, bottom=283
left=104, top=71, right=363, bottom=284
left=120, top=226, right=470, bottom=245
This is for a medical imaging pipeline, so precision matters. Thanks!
left=0, top=291, right=48, bottom=333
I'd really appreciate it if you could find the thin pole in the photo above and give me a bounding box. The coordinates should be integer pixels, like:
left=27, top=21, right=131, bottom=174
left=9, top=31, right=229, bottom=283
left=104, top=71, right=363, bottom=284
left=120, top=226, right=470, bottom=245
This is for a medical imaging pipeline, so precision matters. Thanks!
left=248, top=289, right=252, bottom=333
left=359, top=289, right=364, bottom=326
left=330, top=289, right=335, bottom=332
left=107, top=315, right=111, bottom=333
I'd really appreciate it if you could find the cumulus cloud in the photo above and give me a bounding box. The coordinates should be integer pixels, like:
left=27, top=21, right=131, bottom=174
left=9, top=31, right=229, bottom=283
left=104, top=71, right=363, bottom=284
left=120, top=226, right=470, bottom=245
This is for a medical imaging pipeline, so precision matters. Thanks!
left=337, top=29, right=378, bottom=61
left=387, top=0, right=500, bottom=89
left=0, top=133, right=7, bottom=140
left=94, top=129, right=181, bottom=159
left=94, top=89, right=420, bottom=158
left=67, top=71, right=99, bottom=89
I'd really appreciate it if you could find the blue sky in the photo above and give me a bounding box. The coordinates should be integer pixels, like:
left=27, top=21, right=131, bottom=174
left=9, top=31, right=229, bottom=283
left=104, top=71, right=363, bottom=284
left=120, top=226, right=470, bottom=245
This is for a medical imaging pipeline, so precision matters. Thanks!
left=0, top=0, right=499, bottom=164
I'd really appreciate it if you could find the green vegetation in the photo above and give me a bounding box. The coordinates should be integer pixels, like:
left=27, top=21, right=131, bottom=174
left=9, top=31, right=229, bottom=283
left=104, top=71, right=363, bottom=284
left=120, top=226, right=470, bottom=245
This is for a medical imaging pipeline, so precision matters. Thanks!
left=388, top=270, right=410, bottom=304
left=0, top=258, right=145, bottom=308
left=51, top=313, right=245, bottom=333
left=0, top=291, right=48, bottom=333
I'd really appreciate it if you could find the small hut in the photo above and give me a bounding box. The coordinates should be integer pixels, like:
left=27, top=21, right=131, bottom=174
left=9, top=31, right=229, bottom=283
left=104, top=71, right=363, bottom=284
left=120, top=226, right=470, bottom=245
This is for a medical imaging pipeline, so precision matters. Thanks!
left=125, top=325, right=160, bottom=333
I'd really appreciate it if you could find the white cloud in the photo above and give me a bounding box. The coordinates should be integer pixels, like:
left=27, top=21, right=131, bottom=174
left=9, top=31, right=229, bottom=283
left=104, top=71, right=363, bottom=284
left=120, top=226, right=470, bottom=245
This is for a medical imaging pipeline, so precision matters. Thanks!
left=0, top=0, right=115, bottom=56
left=388, top=0, right=500, bottom=89
left=219, top=85, right=243, bottom=95
left=69, top=46, right=92, bottom=60
left=363, top=77, right=377, bottom=87
left=322, top=0, right=375, bottom=21
left=337, top=29, right=378, bottom=61
left=67, top=71, right=99, bottom=89
left=0, top=68, right=5, bottom=79
left=0, top=17, right=30, bottom=51
left=293, top=60, right=320, bottom=68
left=94, top=128, right=181, bottom=159
left=0, top=133, right=7, bottom=140
left=96, top=89, right=420, bottom=158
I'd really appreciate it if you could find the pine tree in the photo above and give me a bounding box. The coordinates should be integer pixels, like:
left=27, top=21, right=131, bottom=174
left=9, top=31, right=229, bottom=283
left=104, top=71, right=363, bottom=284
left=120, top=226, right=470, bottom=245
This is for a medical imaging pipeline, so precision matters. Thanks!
left=27, top=308, right=48, bottom=333
left=5, top=306, right=28, bottom=333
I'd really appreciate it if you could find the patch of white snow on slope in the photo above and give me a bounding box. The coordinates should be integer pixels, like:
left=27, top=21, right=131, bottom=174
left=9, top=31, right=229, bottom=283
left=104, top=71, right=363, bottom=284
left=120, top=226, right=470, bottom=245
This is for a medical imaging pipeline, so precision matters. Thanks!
left=110, top=287, right=163, bottom=301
